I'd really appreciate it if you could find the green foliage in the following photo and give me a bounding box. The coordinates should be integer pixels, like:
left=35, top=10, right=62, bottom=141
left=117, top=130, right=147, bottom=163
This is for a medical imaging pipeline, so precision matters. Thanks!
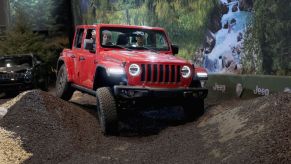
left=242, top=24, right=263, bottom=74
left=0, top=8, right=69, bottom=71
left=72, top=0, right=219, bottom=60
left=9, top=0, right=59, bottom=31
left=244, top=0, right=291, bottom=75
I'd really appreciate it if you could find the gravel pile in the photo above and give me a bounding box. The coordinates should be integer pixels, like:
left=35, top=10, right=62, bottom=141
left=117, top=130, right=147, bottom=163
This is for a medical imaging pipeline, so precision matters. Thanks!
left=197, top=93, right=291, bottom=163
left=0, top=90, right=290, bottom=163
left=0, top=90, right=101, bottom=164
left=0, top=127, right=32, bottom=164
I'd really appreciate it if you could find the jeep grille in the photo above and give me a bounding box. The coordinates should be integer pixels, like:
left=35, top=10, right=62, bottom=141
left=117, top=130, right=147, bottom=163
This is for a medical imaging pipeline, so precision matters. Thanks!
left=0, top=73, right=25, bottom=80
left=141, top=64, right=181, bottom=83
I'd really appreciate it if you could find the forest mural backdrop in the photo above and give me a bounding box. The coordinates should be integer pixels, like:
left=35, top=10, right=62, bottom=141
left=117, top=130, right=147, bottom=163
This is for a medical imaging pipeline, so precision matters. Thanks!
left=4, top=0, right=291, bottom=76
left=72, top=0, right=219, bottom=62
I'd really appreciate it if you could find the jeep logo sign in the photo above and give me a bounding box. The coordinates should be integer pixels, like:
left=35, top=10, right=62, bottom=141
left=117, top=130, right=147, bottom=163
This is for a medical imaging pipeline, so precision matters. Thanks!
left=253, top=85, right=270, bottom=96
left=213, top=83, right=226, bottom=93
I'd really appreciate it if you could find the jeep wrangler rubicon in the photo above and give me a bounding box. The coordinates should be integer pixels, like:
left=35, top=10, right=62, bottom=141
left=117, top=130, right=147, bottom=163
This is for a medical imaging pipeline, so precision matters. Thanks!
left=56, top=24, right=208, bottom=135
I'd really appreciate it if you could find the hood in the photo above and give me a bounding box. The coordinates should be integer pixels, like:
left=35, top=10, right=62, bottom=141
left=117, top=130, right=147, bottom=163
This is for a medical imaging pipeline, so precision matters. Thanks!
left=101, top=50, right=189, bottom=65
left=0, top=65, right=31, bottom=73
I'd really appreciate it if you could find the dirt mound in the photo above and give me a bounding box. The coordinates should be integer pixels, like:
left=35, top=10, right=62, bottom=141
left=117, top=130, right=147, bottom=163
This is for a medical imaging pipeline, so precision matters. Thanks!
left=198, top=93, right=291, bottom=163
left=0, top=90, right=291, bottom=163
left=0, top=90, right=101, bottom=164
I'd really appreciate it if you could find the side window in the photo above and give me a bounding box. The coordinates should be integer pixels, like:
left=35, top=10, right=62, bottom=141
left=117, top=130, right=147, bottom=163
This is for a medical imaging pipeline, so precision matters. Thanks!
left=74, top=28, right=84, bottom=48
left=83, top=29, right=96, bottom=51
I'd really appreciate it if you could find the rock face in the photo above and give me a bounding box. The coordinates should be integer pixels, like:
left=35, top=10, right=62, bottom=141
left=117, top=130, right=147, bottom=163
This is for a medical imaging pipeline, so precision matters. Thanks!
left=232, top=3, right=239, bottom=12
left=239, top=0, right=254, bottom=11
left=203, top=30, right=216, bottom=54
left=221, top=3, right=229, bottom=15
left=209, top=14, right=222, bottom=33
left=208, top=4, right=223, bottom=33
left=223, top=21, right=229, bottom=29
left=230, top=18, right=237, bottom=24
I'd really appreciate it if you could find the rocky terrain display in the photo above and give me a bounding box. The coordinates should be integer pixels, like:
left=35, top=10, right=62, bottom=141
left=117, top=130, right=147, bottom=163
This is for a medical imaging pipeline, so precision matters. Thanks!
left=0, top=90, right=290, bottom=163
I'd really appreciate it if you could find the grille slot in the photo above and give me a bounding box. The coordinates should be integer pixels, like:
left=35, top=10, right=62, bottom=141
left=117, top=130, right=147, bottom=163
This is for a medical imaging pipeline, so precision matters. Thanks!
left=153, top=64, right=158, bottom=82
left=147, top=64, right=152, bottom=81
left=177, top=65, right=181, bottom=82
left=171, top=65, right=175, bottom=82
left=165, top=65, right=169, bottom=82
left=140, top=64, right=181, bottom=83
left=141, top=64, right=146, bottom=81
left=159, top=65, right=164, bottom=82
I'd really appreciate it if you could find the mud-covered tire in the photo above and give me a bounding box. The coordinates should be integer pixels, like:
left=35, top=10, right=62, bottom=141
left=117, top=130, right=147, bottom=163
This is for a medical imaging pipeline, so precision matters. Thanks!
left=55, top=64, right=74, bottom=101
left=96, top=87, right=118, bottom=135
left=183, top=98, right=204, bottom=121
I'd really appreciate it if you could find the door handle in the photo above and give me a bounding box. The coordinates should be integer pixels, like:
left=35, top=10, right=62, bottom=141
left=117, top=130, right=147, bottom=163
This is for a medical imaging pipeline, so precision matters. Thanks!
left=79, top=56, right=86, bottom=61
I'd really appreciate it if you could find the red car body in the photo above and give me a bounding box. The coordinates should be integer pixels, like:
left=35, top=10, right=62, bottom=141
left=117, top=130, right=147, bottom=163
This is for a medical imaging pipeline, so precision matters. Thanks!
left=56, top=24, right=208, bottom=134
left=58, top=24, right=207, bottom=90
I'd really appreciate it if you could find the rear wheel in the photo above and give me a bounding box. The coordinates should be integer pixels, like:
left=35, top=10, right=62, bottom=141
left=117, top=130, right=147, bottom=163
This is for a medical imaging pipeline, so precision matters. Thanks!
left=55, top=64, right=74, bottom=100
left=183, top=98, right=204, bottom=121
left=96, top=87, right=118, bottom=135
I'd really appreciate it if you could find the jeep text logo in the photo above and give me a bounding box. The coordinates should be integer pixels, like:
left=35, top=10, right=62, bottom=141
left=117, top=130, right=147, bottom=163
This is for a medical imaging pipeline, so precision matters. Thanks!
left=213, top=83, right=226, bottom=93
left=253, top=85, right=269, bottom=96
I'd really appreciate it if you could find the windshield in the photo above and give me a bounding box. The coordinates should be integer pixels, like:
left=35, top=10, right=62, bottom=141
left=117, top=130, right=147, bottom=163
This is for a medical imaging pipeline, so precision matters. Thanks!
left=100, top=27, right=170, bottom=51
left=0, top=56, right=33, bottom=68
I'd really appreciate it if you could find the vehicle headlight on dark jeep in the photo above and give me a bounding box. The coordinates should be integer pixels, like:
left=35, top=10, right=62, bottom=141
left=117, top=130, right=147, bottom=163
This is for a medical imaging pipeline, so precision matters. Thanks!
left=181, top=65, right=191, bottom=78
left=129, top=64, right=141, bottom=76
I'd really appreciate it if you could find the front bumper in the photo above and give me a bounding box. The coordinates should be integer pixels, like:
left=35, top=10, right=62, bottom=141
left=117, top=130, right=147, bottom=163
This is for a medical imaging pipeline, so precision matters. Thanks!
left=114, top=85, right=208, bottom=99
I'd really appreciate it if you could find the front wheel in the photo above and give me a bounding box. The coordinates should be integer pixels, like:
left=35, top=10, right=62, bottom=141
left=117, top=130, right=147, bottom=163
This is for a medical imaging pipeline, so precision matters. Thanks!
left=55, top=64, right=74, bottom=100
left=96, top=87, right=118, bottom=135
left=182, top=98, right=204, bottom=121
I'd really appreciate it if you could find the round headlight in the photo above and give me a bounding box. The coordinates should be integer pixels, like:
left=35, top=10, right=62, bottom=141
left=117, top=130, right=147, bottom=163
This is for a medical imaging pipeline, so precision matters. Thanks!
left=181, top=65, right=191, bottom=78
left=129, top=64, right=141, bottom=76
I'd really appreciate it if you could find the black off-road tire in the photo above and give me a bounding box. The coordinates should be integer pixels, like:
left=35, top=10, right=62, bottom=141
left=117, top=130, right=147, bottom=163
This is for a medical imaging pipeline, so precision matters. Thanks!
left=96, top=87, right=118, bottom=135
left=55, top=64, right=74, bottom=101
left=183, top=98, right=205, bottom=121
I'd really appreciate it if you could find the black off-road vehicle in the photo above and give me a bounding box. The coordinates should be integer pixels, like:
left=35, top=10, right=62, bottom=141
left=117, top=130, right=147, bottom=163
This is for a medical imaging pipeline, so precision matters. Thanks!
left=0, top=54, right=49, bottom=95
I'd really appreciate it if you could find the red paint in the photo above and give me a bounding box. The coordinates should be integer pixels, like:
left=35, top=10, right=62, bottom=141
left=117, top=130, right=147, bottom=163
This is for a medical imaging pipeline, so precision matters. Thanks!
left=58, top=24, right=207, bottom=89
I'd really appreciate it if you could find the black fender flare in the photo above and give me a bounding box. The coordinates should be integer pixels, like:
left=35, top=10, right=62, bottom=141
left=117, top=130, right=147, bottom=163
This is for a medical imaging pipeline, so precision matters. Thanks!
left=93, top=65, right=127, bottom=90
left=93, top=66, right=107, bottom=90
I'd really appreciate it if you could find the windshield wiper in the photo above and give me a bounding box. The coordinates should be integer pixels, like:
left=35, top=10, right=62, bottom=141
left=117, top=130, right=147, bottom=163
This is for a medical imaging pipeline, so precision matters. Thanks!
left=111, top=44, right=132, bottom=51
left=140, top=46, right=159, bottom=53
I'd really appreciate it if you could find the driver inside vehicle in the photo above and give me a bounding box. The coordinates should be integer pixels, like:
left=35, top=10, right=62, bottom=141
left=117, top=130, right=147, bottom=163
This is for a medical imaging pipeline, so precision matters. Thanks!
left=102, top=30, right=113, bottom=46
left=135, top=34, right=144, bottom=47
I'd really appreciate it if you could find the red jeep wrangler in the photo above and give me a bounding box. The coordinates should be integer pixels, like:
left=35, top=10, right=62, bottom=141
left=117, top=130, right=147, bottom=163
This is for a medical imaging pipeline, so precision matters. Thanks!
left=56, top=24, right=208, bottom=135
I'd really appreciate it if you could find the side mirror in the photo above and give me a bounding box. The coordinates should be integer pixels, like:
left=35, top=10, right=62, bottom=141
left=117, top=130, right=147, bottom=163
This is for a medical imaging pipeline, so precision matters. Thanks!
left=171, top=45, right=179, bottom=55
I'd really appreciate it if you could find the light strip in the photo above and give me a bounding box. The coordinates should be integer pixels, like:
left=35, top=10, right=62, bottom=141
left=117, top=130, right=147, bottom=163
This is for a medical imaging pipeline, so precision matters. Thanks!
left=196, top=72, right=208, bottom=78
